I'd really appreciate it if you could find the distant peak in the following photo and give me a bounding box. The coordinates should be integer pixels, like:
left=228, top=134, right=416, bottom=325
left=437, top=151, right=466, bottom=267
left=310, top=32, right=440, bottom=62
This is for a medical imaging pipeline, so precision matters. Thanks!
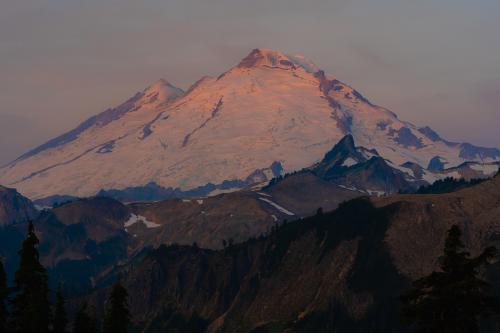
left=337, top=134, right=355, bottom=148
left=321, top=135, right=359, bottom=164
left=250, top=48, right=287, bottom=58
left=237, top=48, right=319, bottom=73
left=145, top=79, right=179, bottom=92
left=142, top=79, right=184, bottom=102
left=237, top=48, right=287, bottom=68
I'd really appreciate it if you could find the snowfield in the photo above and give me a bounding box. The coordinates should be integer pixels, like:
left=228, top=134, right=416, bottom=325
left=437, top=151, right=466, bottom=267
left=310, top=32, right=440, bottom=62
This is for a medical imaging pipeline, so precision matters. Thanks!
left=0, top=48, right=498, bottom=200
left=125, top=214, right=161, bottom=229
left=258, top=197, right=295, bottom=216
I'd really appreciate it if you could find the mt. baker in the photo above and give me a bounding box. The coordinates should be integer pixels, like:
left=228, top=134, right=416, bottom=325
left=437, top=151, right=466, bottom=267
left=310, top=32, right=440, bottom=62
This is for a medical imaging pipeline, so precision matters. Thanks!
left=1, top=48, right=499, bottom=199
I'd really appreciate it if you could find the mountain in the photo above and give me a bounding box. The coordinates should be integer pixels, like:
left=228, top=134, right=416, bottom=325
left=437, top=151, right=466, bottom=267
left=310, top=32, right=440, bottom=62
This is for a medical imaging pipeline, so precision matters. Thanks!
left=0, top=173, right=359, bottom=292
left=1, top=129, right=496, bottom=291
left=0, top=185, right=37, bottom=225
left=1, top=48, right=499, bottom=200
left=83, top=173, right=500, bottom=333
left=312, top=135, right=376, bottom=178
left=310, top=135, right=414, bottom=194
left=271, top=134, right=497, bottom=197
left=0, top=196, right=130, bottom=292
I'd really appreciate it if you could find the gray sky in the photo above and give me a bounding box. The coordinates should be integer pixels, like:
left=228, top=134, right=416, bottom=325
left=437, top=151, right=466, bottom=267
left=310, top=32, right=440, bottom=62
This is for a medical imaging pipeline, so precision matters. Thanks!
left=1, top=0, right=499, bottom=165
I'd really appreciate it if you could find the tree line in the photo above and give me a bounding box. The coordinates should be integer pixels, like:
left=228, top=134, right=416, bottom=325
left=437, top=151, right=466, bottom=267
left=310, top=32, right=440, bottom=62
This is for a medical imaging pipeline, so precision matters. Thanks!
left=0, top=221, right=131, bottom=333
left=415, top=177, right=487, bottom=194
left=2, top=219, right=499, bottom=333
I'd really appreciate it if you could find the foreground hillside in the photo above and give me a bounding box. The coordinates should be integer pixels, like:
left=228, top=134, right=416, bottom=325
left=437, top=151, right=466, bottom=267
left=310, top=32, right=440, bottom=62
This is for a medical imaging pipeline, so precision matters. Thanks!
left=0, top=172, right=359, bottom=292
left=85, top=173, right=500, bottom=332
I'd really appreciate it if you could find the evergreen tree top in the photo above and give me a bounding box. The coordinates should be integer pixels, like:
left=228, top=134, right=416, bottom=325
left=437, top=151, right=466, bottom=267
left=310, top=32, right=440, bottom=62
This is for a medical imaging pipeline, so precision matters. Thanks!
left=10, top=220, right=51, bottom=333
left=14, top=220, right=46, bottom=286
left=401, top=224, right=499, bottom=333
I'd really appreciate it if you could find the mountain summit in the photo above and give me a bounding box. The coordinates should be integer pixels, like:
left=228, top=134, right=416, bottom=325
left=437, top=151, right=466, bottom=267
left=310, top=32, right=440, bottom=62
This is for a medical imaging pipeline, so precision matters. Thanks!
left=237, top=48, right=319, bottom=73
left=1, top=49, right=499, bottom=199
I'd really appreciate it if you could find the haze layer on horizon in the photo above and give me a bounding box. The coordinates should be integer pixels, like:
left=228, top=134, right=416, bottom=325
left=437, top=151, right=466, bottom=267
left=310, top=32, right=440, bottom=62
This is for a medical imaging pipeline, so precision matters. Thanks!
left=1, top=0, right=499, bottom=165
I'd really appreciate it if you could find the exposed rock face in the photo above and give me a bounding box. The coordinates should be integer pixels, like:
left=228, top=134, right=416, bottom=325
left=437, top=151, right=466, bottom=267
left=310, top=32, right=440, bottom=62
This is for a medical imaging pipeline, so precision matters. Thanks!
left=311, top=135, right=413, bottom=194
left=312, top=134, right=367, bottom=178
left=86, top=175, right=500, bottom=332
left=459, top=143, right=500, bottom=160
left=428, top=156, right=446, bottom=171
left=418, top=126, right=441, bottom=142
left=0, top=185, right=37, bottom=225
left=327, top=156, right=413, bottom=194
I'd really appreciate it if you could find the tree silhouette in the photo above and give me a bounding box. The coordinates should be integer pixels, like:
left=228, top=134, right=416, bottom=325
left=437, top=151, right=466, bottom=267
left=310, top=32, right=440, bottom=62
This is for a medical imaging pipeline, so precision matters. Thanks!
left=10, top=221, right=51, bottom=333
left=73, top=303, right=97, bottom=333
left=102, top=283, right=131, bottom=333
left=52, top=287, right=68, bottom=333
left=401, top=224, right=499, bottom=333
left=0, top=259, right=8, bottom=333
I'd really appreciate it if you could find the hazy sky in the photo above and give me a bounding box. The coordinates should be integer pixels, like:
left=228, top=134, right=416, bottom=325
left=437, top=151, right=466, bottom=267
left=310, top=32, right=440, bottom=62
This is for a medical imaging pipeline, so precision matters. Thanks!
left=1, top=0, right=499, bottom=165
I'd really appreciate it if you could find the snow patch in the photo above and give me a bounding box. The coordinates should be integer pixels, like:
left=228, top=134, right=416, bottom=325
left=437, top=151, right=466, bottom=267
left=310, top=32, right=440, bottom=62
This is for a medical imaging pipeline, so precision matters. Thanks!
left=208, top=187, right=242, bottom=196
left=125, top=214, right=161, bottom=229
left=259, top=197, right=295, bottom=216
left=342, top=157, right=358, bottom=167
left=287, top=54, right=320, bottom=73
left=338, top=184, right=363, bottom=193
left=446, top=171, right=462, bottom=180
left=469, top=163, right=499, bottom=175
left=366, top=189, right=385, bottom=197
left=250, top=182, right=268, bottom=191
left=421, top=170, right=440, bottom=184
left=34, top=205, right=51, bottom=211
left=359, top=150, right=377, bottom=160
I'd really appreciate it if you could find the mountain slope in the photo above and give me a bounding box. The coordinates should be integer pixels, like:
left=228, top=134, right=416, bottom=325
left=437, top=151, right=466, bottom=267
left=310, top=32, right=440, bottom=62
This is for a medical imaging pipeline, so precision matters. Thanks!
left=310, top=134, right=414, bottom=194
left=0, top=196, right=129, bottom=292
left=0, top=177, right=358, bottom=290
left=266, top=134, right=497, bottom=198
left=85, top=174, right=500, bottom=333
left=1, top=48, right=499, bottom=199
left=0, top=185, right=37, bottom=225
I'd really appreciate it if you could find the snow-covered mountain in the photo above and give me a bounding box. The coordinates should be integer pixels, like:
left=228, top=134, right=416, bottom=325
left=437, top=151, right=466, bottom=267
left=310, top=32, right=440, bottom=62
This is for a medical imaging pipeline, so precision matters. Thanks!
left=1, top=48, right=499, bottom=200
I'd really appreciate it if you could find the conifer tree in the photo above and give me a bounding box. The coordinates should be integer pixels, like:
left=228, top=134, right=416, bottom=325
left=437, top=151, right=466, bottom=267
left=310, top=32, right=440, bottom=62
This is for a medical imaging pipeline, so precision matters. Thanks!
left=53, top=287, right=68, bottom=333
left=0, top=259, right=8, bottom=333
left=10, top=221, right=51, bottom=333
left=102, top=283, right=130, bottom=333
left=73, top=303, right=97, bottom=333
left=401, top=224, right=499, bottom=333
